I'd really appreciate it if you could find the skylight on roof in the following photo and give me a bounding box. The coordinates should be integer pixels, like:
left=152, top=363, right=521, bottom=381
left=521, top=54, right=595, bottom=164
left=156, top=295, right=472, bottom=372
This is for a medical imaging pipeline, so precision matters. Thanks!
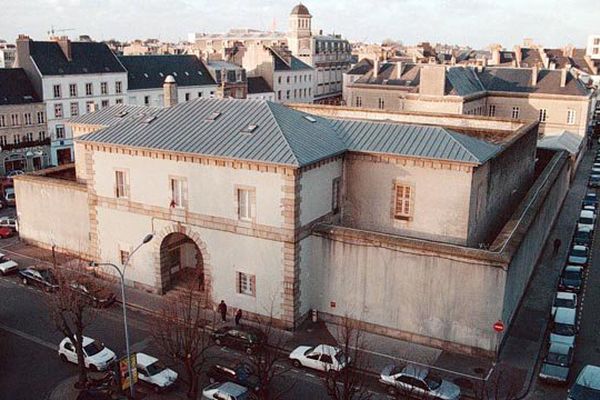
left=173, top=72, right=178, bottom=77
left=143, top=116, right=157, bottom=124
left=143, top=73, right=149, bottom=78
left=159, top=72, right=164, bottom=77
left=304, top=116, right=317, bottom=123
left=197, top=71, right=203, bottom=75
left=115, top=111, right=128, bottom=118
left=241, top=124, right=258, bottom=134
left=206, top=112, right=221, bottom=121
left=185, top=71, right=190, bottom=76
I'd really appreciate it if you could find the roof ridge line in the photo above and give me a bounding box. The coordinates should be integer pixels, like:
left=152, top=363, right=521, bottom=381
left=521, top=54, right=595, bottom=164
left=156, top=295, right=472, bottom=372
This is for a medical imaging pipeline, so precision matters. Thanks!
left=443, top=128, right=482, bottom=163
left=265, top=102, right=300, bottom=166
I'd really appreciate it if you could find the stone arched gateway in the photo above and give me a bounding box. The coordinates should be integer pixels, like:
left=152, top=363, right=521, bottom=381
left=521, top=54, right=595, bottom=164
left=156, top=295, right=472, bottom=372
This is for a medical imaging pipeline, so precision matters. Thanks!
left=152, top=224, right=212, bottom=301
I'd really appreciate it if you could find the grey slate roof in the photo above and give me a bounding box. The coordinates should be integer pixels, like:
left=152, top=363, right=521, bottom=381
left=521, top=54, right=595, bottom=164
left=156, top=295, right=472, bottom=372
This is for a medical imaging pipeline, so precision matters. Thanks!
left=446, top=67, right=484, bottom=96
left=347, top=58, right=373, bottom=75
left=247, top=77, right=273, bottom=94
left=68, top=104, right=161, bottom=127
left=330, top=119, right=500, bottom=164
left=118, top=55, right=216, bottom=90
left=0, top=68, right=41, bottom=105
left=76, top=99, right=501, bottom=167
left=477, top=68, right=589, bottom=96
left=77, top=99, right=346, bottom=167
left=29, top=41, right=125, bottom=75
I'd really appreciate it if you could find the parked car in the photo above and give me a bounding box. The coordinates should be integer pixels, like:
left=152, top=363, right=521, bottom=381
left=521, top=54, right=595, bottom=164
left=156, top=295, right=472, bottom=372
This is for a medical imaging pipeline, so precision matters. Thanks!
left=211, top=326, right=265, bottom=354
left=4, top=187, right=15, bottom=206
left=578, top=210, right=596, bottom=232
left=58, top=336, right=117, bottom=371
left=568, top=245, right=589, bottom=266
left=18, top=266, right=58, bottom=291
left=289, top=344, right=349, bottom=373
left=583, top=193, right=598, bottom=208
left=379, top=364, right=461, bottom=399
left=589, top=175, right=600, bottom=188
left=558, top=265, right=584, bottom=293
left=136, top=352, right=178, bottom=392
left=0, top=226, right=14, bottom=238
left=5, top=170, right=24, bottom=178
left=0, top=216, right=18, bottom=231
left=69, top=282, right=116, bottom=308
left=539, top=342, right=573, bottom=384
left=0, top=253, right=18, bottom=275
left=583, top=204, right=597, bottom=214
left=552, top=292, right=577, bottom=317
left=207, top=361, right=260, bottom=392
left=201, top=382, right=251, bottom=400
left=550, top=307, right=577, bottom=347
left=573, top=227, right=592, bottom=246
left=568, top=365, right=600, bottom=399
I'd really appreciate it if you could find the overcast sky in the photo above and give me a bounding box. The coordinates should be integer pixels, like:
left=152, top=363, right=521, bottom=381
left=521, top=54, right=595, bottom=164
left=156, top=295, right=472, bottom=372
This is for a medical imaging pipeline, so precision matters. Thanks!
left=1, top=0, right=598, bottom=49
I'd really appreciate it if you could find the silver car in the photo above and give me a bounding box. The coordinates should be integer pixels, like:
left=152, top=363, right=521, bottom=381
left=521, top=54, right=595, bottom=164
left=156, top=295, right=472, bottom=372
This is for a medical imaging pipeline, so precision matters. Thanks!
left=568, top=245, right=589, bottom=266
left=379, top=364, right=460, bottom=399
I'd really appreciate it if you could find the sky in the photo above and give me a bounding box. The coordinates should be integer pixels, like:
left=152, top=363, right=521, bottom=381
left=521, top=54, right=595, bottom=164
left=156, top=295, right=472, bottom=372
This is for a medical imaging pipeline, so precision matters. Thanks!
left=1, top=0, right=598, bottom=49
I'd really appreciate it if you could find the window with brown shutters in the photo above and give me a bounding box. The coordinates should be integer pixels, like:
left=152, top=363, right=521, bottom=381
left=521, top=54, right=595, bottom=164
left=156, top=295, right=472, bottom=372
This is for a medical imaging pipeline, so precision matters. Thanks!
left=394, top=183, right=413, bottom=220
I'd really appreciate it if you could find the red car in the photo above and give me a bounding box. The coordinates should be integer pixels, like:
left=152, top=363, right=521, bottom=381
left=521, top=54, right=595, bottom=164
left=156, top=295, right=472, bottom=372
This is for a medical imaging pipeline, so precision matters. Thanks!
left=0, top=226, right=14, bottom=238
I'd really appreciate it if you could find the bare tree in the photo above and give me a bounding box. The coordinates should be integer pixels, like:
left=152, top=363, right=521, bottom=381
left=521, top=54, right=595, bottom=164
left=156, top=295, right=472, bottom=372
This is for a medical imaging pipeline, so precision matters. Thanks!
left=244, top=306, right=294, bottom=400
left=46, top=260, right=101, bottom=388
left=152, top=279, right=212, bottom=399
left=323, top=315, right=372, bottom=400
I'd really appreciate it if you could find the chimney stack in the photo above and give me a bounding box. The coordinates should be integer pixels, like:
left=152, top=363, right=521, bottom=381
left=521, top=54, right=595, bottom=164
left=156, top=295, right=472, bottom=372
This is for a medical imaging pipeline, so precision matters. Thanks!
left=396, top=61, right=403, bottom=80
left=373, top=58, right=380, bottom=78
left=419, top=65, right=446, bottom=96
left=163, top=75, right=178, bottom=107
left=560, top=68, right=568, bottom=88
left=56, top=36, right=72, bottom=61
left=491, top=46, right=501, bottom=65
left=15, top=34, right=32, bottom=68
left=531, top=66, right=538, bottom=86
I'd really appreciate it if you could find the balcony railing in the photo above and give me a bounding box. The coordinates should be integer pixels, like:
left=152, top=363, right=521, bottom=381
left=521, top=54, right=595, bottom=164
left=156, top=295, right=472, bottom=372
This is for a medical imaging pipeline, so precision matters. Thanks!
left=1, top=137, right=51, bottom=151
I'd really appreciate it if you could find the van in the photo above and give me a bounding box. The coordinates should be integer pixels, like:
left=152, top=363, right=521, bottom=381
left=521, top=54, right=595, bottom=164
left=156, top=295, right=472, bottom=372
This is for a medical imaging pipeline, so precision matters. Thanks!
left=4, top=187, right=14, bottom=207
left=568, top=365, right=600, bottom=399
left=578, top=210, right=595, bottom=231
left=201, top=382, right=250, bottom=400
left=550, top=307, right=577, bottom=347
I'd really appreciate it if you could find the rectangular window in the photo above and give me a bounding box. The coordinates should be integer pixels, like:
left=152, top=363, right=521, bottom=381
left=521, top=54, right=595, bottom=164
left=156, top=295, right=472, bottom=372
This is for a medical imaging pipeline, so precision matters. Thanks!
left=185, top=93, right=191, bottom=102
left=115, top=170, right=128, bottom=198
left=86, top=101, right=95, bottom=113
left=85, top=83, right=93, bottom=96
left=115, top=98, right=123, bottom=104
left=53, top=84, right=61, bottom=98
left=25, top=132, right=33, bottom=142
left=198, top=92, right=203, bottom=98
left=54, top=103, right=63, bottom=118
left=23, top=113, right=32, bottom=125
left=70, top=102, right=79, bottom=117
left=37, top=111, right=45, bottom=124
left=237, top=188, right=253, bottom=221
left=278, top=76, right=282, bottom=84
left=101, top=99, right=109, bottom=109
left=0, top=115, right=5, bottom=127
left=393, top=182, right=413, bottom=220
left=539, top=108, right=547, bottom=122
left=567, top=109, right=576, bottom=125
left=170, top=178, right=186, bottom=208
left=278, top=91, right=282, bottom=100
left=286, top=90, right=290, bottom=100
left=55, top=125, right=65, bottom=139
left=355, top=96, right=362, bottom=107
left=100, top=82, right=108, bottom=95
left=119, top=250, right=130, bottom=265
left=144, top=96, right=150, bottom=106
left=11, top=114, right=19, bottom=126
left=115, top=81, right=122, bottom=94
left=0, top=136, right=6, bottom=146
left=13, top=134, right=20, bottom=144
left=488, top=105, right=496, bottom=117
left=237, top=271, right=256, bottom=296
left=378, top=98, right=385, bottom=109
left=332, top=177, right=341, bottom=213
left=511, top=106, right=520, bottom=119
left=69, top=84, right=77, bottom=97
left=294, top=89, right=297, bottom=98
left=38, top=131, right=46, bottom=141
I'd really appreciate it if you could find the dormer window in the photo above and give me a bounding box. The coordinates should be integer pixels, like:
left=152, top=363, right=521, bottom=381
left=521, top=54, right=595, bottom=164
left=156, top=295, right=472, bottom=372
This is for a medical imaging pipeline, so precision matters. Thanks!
left=206, top=112, right=221, bottom=121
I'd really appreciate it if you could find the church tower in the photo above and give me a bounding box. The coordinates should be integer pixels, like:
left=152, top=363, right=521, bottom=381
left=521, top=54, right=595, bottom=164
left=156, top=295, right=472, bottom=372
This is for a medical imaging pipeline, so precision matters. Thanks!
left=287, top=3, right=312, bottom=58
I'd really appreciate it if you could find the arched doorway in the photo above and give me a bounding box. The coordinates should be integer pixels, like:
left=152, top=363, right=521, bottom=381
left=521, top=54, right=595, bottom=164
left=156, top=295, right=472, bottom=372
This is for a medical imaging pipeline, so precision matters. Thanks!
left=159, top=232, right=204, bottom=293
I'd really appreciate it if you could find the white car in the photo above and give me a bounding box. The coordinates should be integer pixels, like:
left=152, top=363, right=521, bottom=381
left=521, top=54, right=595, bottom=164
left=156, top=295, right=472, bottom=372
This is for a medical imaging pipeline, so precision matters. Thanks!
left=289, top=344, right=348, bottom=372
left=0, top=253, right=18, bottom=275
left=578, top=210, right=596, bottom=231
left=552, top=292, right=577, bottom=316
left=136, top=352, right=178, bottom=392
left=202, top=382, right=250, bottom=400
left=0, top=217, right=17, bottom=231
left=58, top=336, right=117, bottom=371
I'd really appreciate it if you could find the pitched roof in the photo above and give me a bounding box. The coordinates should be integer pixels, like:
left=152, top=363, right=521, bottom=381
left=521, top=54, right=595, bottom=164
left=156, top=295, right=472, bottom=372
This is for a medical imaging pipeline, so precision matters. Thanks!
left=477, top=68, right=589, bottom=96
left=68, top=104, right=161, bottom=127
left=537, top=131, right=584, bottom=155
left=76, top=99, right=346, bottom=167
left=118, top=55, right=216, bottom=90
left=29, top=41, right=125, bottom=75
left=247, top=77, right=273, bottom=94
left=270, top=48, right=313, bottom=71
left=347, top=58, right=373, bottom=75
left=446, top=67, right=485, bottom=96
left=330, top=119, right=500, bottom=164
left=520, top=48, right=543, bottom=68
left=0, top=68, right=40, bottom=105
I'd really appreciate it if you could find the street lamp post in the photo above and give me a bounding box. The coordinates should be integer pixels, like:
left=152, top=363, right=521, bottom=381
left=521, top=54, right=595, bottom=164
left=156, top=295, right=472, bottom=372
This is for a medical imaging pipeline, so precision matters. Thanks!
left=90, top=233, right=153, bottom=398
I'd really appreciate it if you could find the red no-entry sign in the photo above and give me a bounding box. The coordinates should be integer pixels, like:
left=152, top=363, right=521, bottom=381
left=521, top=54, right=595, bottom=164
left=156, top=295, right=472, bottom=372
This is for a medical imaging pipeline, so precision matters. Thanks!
left=493, top=320, right=505, bottom=333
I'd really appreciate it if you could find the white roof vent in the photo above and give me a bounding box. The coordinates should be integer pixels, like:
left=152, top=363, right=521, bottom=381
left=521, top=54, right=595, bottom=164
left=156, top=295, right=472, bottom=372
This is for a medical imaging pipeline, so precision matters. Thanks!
left=143, top=115, right=157, bottom=124
left=241, top=124, right=258, bottom=134
left=303, top=115, right=317, bottom=123
left=206, top=111, right=221, bottom=121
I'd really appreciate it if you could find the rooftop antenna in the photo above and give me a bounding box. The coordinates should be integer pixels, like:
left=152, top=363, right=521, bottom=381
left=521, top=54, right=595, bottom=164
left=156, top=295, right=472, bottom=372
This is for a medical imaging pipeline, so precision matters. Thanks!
left=47, top=25, right=75, bottom=37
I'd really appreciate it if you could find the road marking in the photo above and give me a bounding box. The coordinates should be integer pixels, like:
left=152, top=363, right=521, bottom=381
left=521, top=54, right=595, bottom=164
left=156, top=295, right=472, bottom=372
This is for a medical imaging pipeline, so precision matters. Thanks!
left=0, top=322, right=57, bottom=352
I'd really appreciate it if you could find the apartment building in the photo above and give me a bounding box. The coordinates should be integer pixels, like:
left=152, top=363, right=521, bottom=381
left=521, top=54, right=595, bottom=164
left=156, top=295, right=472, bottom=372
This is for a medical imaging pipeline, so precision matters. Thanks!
left=118, top=55, right=217, bottom=107
left=206, top=60, right=247, bottom=99
left=0, top=40, right=16, bottom=68
left=345, top=62, right=593, bottom=137
left=15, top=35, right=128, bottom=165
left=0, top=69, right=49, bottom=174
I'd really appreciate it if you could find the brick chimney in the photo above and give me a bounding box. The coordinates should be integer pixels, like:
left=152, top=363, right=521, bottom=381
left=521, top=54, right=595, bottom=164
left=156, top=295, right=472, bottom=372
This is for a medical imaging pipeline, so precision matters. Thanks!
left=491, top=45, right=501, bottom=65
left=531, top=66, right=538, bottom=86
left=15, top=34, right=32, bottom=68
left=55, top=36, right=72, bottom=61
left=419, top=65, right=446, bottom=96
left=163, top=75, right=178, bottom=107
left=373, top=58, right=380, bottom=78
left=395, top=61, right=403, bottom=80
left=560, top=67, right=568, bottom=88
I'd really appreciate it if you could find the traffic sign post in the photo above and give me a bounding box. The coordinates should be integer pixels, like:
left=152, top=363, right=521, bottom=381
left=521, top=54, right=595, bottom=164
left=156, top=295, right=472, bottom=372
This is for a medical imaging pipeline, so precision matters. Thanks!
left=493, top=320, right=505, bottom=333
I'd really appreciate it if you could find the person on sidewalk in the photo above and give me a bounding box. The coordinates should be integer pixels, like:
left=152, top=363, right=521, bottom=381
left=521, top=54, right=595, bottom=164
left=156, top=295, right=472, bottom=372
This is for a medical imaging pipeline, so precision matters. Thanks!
left=553, top=238, right=561, bottom=255
left=218, top=300, right=227, bottom=322
left=235, top=309, right=242, bottom=326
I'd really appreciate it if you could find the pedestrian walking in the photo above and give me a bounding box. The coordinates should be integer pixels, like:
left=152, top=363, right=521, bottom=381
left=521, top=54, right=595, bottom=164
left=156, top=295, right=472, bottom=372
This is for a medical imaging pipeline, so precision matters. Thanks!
left=218, top=300, right=227, bottom=322
left=553, top=238, right=561, bottom=255
left=235, top=309, right=242, bottom=326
